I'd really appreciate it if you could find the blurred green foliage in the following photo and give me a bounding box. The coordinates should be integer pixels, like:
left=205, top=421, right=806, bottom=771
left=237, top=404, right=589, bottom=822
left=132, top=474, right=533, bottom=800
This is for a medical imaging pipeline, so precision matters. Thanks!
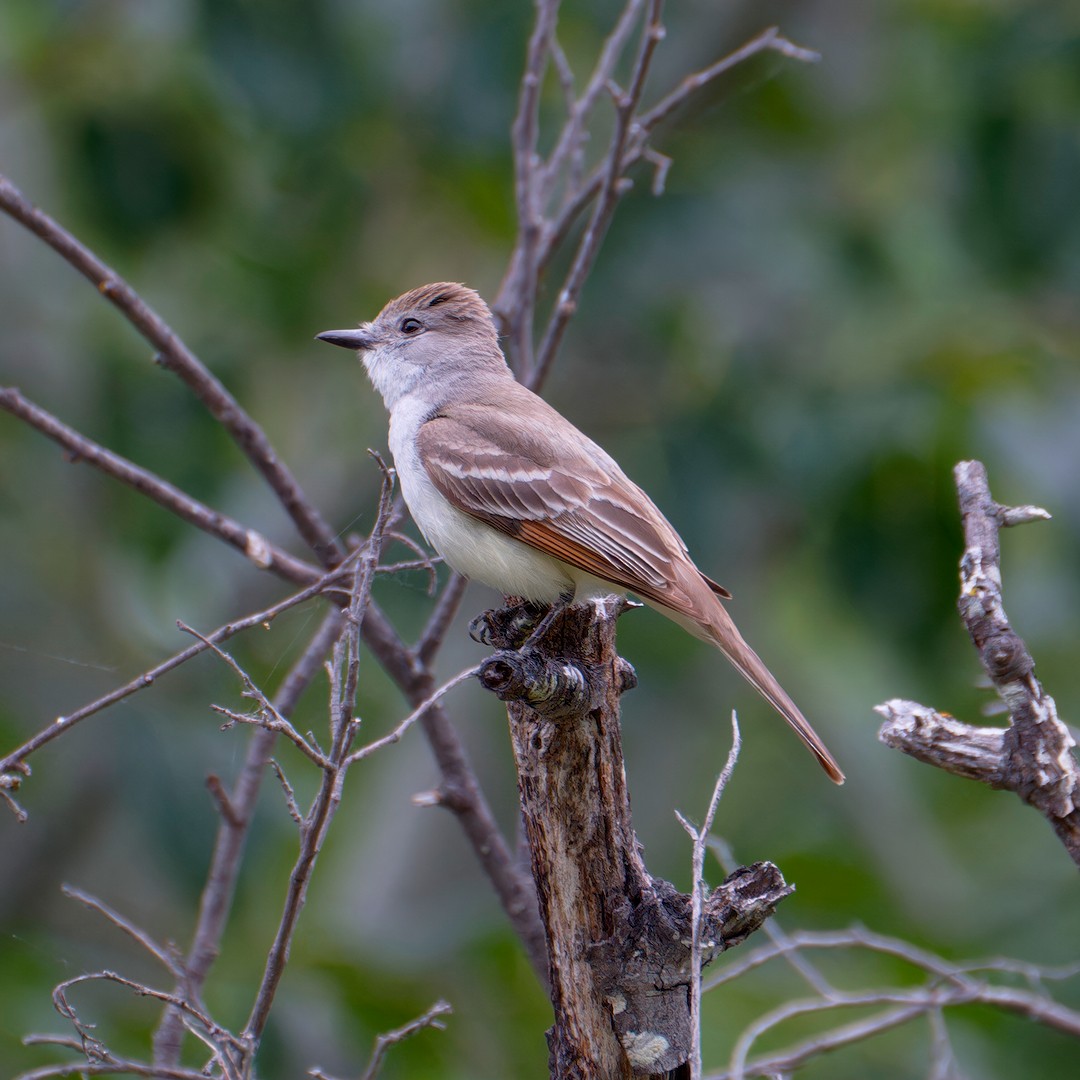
left=2, top=1, right=1080, bottom=1077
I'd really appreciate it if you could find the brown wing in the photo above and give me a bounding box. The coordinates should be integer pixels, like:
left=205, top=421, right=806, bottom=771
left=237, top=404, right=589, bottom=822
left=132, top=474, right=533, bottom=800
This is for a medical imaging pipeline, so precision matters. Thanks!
left=416, top=397, right=728, bottom=608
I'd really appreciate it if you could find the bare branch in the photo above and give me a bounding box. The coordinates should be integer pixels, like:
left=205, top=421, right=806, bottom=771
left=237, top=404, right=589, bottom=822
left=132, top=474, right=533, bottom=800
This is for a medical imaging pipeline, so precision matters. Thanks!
left=0, top=386, right=320, bottom=586
left=0, top=567, right=350, bottom=802
left=709, top=838, right=836, bottom=999
left=359, top=601, right=548, bottom=977
left=416, top=572, right=469, bottom=665
left=47, top=969, right=243, bottom=1079
left=877, top=460, right=1080, bottom=867
left=0, top=172, right=341, bottom=566
left=535, top=25, right=820, bottom=289
left=153, top=608, right=345, bottom=1068
left=17, top=1057, right=210, bottom=1080
left=639, top=26, right=819, bottom=134
left=308, top=1000, right=453, bottom=1080
left=676, top=713, right=741, bottom=1080
left=539, top=0, right=646, bottom=209
left=530, top=0, right=666, bottom=390
left=269, top=759, right=304, bottom=824
left=60, top=885, right=182, bottom=978
left=383, top=529, right=440, bottom=593
left=699, top=926, right=1080, bottom=1077
left=344, top=663, right=480, bottom=767
left=239, top=463, right=397, bottom=1054
left=205, top=774, right=242, bottom=827
left=0, top=778, right=28, bottom=823
left=504, top=0, right=562, bottom=372
left=180, top=621, right=333, bottom=768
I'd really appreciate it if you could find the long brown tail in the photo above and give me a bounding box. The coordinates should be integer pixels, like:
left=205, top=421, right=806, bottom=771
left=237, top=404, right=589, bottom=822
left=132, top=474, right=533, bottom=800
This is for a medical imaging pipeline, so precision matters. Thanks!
left=702, top=605, right=845, bottom=784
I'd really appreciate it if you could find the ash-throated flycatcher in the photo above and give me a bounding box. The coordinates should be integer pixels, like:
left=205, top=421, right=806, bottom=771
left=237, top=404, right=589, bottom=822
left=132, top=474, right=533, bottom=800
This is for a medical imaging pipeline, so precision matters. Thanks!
left=318, top=283, right=844, bottom=783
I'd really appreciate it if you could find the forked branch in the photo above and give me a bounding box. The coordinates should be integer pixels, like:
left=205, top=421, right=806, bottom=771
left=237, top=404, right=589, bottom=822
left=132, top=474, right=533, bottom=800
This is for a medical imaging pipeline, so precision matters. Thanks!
left=876, top=460, right=1080, bottom=867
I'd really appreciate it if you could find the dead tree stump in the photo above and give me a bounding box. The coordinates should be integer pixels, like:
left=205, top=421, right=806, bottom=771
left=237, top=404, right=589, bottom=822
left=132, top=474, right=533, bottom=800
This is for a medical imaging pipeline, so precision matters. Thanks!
left=474, top=597, right=792, bottom=1079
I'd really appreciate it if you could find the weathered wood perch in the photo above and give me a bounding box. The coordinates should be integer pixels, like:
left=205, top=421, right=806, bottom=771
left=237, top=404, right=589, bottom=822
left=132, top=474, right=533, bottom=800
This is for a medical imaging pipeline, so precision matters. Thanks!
left=473, top=597, right=792, bottom=1079
left=876, top=459, right=1080, bottom=868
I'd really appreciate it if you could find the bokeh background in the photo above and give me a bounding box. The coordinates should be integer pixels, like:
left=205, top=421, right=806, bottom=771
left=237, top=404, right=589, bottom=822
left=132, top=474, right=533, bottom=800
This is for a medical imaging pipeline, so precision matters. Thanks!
left=2, top=1, right=1080, bottom=1077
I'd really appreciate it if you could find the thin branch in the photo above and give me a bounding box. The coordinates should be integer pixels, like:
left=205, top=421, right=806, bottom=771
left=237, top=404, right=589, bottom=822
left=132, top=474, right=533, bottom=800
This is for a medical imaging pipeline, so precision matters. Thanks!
left=504, top=0, right=562, bottom=373
left=205, top=774, right=242, bottom=827
left=153, top=608, right=345, bottom=1068
left=540, top=0, right=646, bottom=209
left=338, top=455, right=396, bottom=740
left=239, top=463, right=397, bottom=1054
left=706, top=1002, right=934, bottom=1080
left=383, top=529, right=440, bottom=593
left=676, top=713, right=741, bottom=1080
left=17, top=1058, right=210, bottom=1080
left=308, top=1000, right=453, bottom=1080
left=359, top=602, right=548, bottom=977
left=60, top=885, right=182, bottom=978
left=0, top=565, right=348, bottom=797
left=180, top=622, right=332, bottom=768
left=416, top=572, right=469, bottom=666
left=496, top=0, right=646, bottom=337
left=0, top=172, right=341, bottom=566
left=269, top=758, right=304, bottom=824
left=927, top=1008, right=958, bottom=1080
left=211, top=703, right=330, bottom=767
left=699, top=926, right=1080, bottom=1077
left=638, top=26, right=820, bottom=135
left=0, top=386, right=320, bottom=586
left=530, top=0, right=665, bottom=389
left=535, top=25, right=820, bottom=288
left=344, top=664, right=480, bottom=767
left=708, top=838, right=836, bottom=998
left=50, top=969, right=243, bottom=1077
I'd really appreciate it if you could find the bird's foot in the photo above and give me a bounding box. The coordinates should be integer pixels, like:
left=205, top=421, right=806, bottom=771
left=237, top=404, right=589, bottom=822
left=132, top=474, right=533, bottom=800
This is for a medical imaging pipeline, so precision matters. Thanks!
left=468, top=590, right=575, bottom=651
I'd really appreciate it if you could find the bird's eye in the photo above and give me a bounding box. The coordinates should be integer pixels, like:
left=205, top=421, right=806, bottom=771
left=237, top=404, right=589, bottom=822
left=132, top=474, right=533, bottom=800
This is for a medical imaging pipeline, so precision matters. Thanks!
left=400, top=317, right=422, bottom=335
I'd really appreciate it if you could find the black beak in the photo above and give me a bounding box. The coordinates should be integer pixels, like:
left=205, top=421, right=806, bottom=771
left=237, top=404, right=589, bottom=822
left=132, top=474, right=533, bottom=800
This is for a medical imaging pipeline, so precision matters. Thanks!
left=316, top=328, right=376, bottom=351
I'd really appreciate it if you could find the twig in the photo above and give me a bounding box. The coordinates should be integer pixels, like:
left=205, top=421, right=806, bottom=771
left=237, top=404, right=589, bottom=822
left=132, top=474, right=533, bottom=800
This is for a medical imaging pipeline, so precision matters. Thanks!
left=535, top=25, right=820, bottom=289
left=359, top=999, right=452, bottom=1080
left=49, top=969, right=244, bottom=1078
left=0, top=566, right=348, bottom=799
left=239, top=464, right=397, bottom=1055
left=308, top=1000, right=452, bottom=1080
left=708, top=838, right=836, bottom=998
left=0, top=172, right=341, bottom=566
left=60, top=885, right=182, bottom=978
left=676, top=713, right=741, bottom=1080
left=540, top=0, right=646, bottom=209
left=530, top=0, right=666, bottom=390
left=269, top=759, right=303, bottom=824
left=205, top=774, right=242, bottom=827
left=17, top=1058, right=209, bottom=1080
left=876, top=460, right=1080, bottom=867
left=152, top=608, right=345, bottom=1068
left=504, top=0, right=562, bottom=373
left=706, top=1001, right=936, bottom=1080
left=181, top=621, right=331, bottom=767
left=927, top=1007, right=957, bottom=1080
left=496, top=0, right=646, bottom=357
left=416, top=572, right=469, bottom=665
left=0, top=386, right=320, bottom=586
left=358, top=602, right=548, bottom=977
left=383, top=529, right=440, bottom=593
left=639, top=26, right=819, bottom=135
left=344, top=664, right=480, bottom=767
left=700, top=926, right=1080, bottom=1078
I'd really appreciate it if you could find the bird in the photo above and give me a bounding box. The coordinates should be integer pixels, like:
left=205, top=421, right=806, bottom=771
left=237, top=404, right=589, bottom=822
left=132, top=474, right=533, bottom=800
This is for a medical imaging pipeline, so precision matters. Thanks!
left=317, top=282, right=843, bottom=783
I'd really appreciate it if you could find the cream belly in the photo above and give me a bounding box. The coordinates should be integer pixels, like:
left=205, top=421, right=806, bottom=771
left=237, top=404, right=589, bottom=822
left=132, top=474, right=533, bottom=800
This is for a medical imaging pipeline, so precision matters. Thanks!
left=388, top=395, right=619, bottom=603
left=415, top=482, right=574, bottom=601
